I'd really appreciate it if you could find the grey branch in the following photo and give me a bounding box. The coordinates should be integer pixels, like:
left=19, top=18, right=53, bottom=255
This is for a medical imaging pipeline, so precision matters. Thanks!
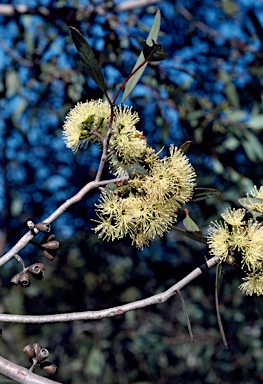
left=0, top=355, right=62, bottom=384
left=0, top=256, right=219, bottom=324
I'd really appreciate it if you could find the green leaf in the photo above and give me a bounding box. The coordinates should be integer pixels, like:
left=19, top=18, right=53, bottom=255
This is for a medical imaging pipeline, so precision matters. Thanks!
left=127, top=163, right=148, bottom=175
left=215, top=263, right=228, bottom=349
left=177, top=290, right=194, bottom=343
left=183, top=215, right=200, bottom=232
left=219, top=71, right=240, bottom=109
left=121, top=9, right=161, bottom=102
left=241, top=131, right=263, bottom=162
left=247, top=114, right=263, bottom=131
left=191, top=187, right=221, bottom=202
left=179, top=141, right=192, bottom=154
left=69, top=26, right=105, bottom=92
left=221, top=0, right=239, bottom=16
left=173, top=226, right=207, bottom=244
left=105, top=182, right=117, bottom=193
left=85, top=347, right=105, bottom=377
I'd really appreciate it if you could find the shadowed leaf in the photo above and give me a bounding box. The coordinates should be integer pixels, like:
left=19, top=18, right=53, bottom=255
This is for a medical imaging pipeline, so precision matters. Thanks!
left=69, top=26, right=106, bottom=92
left=177, top=290, right=194, bottom=343
left=173, top=226, right=207, bottom=244
left=179, top=141, right=192, bottom=154
left=215, top=263, right=228, bottom=349
left=191, top=187, right=221, bottom=202
left=121, top=9, right=161, bottom=102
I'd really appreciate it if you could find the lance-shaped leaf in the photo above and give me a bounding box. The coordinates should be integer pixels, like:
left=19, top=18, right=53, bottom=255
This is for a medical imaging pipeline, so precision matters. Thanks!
left=183, top=214, right=200, bottom=232
left=191, top=187, right=221, bottom=202
left=121, top=9, right=161, bottom=103
left=172, top=226, right=207, bottom=244
left=177, top=290, right=194, bottom=343
left=179, top=141, right=192, bottom=154
left=215, top=263, right=228, bottom=349
left=69, top=26, right=106, bottom=92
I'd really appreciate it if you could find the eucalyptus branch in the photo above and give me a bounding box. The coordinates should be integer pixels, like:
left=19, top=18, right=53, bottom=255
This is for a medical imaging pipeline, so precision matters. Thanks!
left=0, top=177, right=127, bottom=268
left=0, top=256, right=219, bottom=324
left=0, top=355, right=62, bottom=384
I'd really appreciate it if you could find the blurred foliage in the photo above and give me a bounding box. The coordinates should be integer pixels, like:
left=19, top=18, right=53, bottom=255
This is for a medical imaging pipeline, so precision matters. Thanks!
left=1, top=0, right=263, bottom=383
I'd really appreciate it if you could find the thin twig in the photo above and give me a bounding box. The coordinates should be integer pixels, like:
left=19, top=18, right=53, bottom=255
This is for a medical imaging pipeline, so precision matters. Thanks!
left=0, top=256, right=219, bottom=324
left=0, top=37, right=34, bottom=68
left=0, top=177, right=127, bottom=267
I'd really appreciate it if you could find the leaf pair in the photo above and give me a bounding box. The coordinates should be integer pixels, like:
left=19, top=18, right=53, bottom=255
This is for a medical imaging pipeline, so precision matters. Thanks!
left=69, top=9, right=166, bottom=102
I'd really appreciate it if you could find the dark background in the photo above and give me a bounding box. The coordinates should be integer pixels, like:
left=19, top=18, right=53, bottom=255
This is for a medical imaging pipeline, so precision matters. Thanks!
left=1, top=0, right=263, bottom=383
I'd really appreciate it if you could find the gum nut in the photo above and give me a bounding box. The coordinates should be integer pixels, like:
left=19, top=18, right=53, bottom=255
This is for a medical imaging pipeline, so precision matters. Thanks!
left=35, top=222, right=51, bottom=233
left=11, top=273, right=21, bottom=285
left=37, top=348, right=49, bottom=362
left=32, top=343, right=41, bottom=357
left=23, top=344, right=35, bottom=358
left=41, top=362, right=57, bottom=375
left=19, top=272, right=30, bottom=287
left=28, top=263, right=45, bottom=275
left=41, top=240, right=59, bottom=250
left=42, top=250, right=55, bottom=261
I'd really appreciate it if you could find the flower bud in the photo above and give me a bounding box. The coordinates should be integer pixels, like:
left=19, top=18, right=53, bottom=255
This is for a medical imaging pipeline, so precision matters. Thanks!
left=35, top=222, right=51, bottom=233
left=28, top=263, right=45, bottom=280
left=225, top=255, right=236, bottom=266
left=23, top=344, right=35, bottom=358
left=40, top=361, right=57, bottom=375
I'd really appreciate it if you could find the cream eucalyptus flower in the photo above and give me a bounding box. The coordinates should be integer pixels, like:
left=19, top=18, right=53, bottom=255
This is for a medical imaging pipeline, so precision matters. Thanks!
left=63, top=99, right=110, bottom=152
left=239, top=272, right=263, bottom=296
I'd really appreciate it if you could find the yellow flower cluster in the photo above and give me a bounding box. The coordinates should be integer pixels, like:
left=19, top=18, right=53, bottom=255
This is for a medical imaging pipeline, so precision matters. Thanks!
left=63, top=99, right=197, bottom=248
left=94, top=145, right=196, bottom=248
left=207, top=186, right=263, bottom=296
left=63, top=100, right=147, bottom=164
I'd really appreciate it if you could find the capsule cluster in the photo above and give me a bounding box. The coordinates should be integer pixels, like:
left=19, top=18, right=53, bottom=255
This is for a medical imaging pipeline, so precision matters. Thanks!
left=23, top=343, right=57, bottom=375
left=11, top=222, right=59, bottom=287
left=11, top=263, right=45, bottom=287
